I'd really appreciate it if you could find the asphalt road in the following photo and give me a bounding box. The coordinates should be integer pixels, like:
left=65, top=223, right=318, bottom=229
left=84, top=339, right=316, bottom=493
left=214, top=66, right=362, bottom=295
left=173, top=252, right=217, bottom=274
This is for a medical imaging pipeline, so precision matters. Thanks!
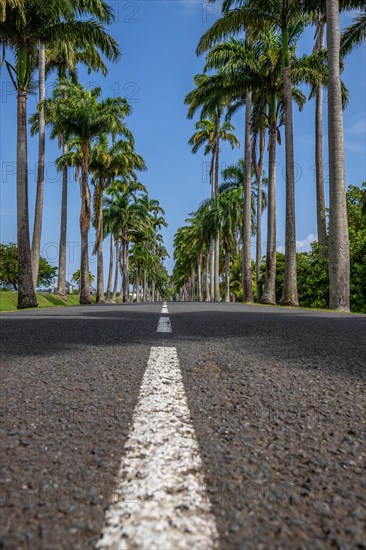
left=0, top=302, right=365, bottom=549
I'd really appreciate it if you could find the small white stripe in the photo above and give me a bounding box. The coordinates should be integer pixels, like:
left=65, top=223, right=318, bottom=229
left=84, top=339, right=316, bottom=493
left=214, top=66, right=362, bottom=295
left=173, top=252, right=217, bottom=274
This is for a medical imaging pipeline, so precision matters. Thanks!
left=97, top=347, right=219, bottom=550
left=156, top=316, right=172, bottom=333
left=161, top=305, right=169, bottom=314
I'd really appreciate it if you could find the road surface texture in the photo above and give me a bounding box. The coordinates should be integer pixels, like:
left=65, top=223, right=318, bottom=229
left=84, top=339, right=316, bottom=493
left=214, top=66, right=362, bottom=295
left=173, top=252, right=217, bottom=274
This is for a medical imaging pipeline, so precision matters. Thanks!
left=0, top=302, right=365, bottom=549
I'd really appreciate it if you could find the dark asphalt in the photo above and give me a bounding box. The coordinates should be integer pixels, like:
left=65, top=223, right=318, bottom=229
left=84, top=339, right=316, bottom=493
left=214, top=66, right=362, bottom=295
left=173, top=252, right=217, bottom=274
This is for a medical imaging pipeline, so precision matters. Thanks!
left=1, top=302, right=365, bottom=549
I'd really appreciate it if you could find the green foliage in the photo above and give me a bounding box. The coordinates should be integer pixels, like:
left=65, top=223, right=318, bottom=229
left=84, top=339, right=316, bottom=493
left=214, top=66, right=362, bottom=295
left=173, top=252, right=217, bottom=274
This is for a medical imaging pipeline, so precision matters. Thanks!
left=348, top=183, right=366, bottom=313
left=71, top=269, right=95, bottom=285
left=296, top=244, right=329, bottom=309
left=38, top=256, right=58, bottom=288
left=0, top=243, right=18, bottom=290
left=229, top=258, right=256, bottom=302
left=0, top=243, right=57, bottom=290
left=258, top=252, right=285, bottom=304
left=257, top=184, right=366, bottom=312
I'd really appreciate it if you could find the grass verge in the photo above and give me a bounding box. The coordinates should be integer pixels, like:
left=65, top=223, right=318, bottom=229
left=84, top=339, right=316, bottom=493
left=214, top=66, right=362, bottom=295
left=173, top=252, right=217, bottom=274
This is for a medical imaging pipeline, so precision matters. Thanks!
left=0, top=292, right=88, bottom=312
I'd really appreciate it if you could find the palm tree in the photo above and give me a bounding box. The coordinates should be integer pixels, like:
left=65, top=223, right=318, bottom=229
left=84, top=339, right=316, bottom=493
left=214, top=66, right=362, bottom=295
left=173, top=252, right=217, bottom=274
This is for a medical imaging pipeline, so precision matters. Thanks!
left=187, top=102, right=240, bottom=300
left=251, top=112, right=267, bottom=298
left=198, top=0, right=310, bottom=306
left=202, top=31, right=310, bottom=305
left=30, top=42, right=110, bottom=297
left=150, top=210, right=168, bottom=302
left=341, top=8, right=366, bottom=55
left=31, top=43, right=46, bottom=290
left=203, top=37, right=270, bottom=303
left=220, top=157, right=268, bottom=300
left=134, top=194, right=167, bottom=302
left=326, top=0, right=350, bottom=310
left=184, top=209, right=210, bottom=302
left=42, top=80, right=131, bottom=304
left=31, top=1, right=116, bottom=290
left=130, top=242, right=144, bottom=302
left=311, top=12, right=328, bottom=256
left=0, top=0, right=120, bottom=308
left=220, top=159, right=266, bottom=223
left=173, top=226, right=198, bottom=301
left=198, top=37, right=252, bottom=307
left=103, top=186, right=145, bottom=303
left=90, top=137, right=145, bottom=302
left=90, top=134, right=112, bottom=303
left=216, top=188, right=243, bottom=302
left=43, top=40, right=110, bottom=297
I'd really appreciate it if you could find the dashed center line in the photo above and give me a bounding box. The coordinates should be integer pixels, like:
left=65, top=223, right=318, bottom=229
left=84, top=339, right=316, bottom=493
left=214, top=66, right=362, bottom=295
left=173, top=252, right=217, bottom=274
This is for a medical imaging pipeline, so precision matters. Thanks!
left=156, top=316, right=172, bottom=333
left=96, top=346, right=219, bottom=550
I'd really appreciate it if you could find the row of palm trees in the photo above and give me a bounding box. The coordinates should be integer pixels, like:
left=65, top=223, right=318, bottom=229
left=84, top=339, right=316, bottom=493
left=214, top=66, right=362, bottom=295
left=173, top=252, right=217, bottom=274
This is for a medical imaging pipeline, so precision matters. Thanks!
left=1, top=0, right=168, bottom=307
left=172, top=159, right=267, bottom=302
left=103, top=189, right=169, bottom=303
left=173, top=0, right=365, bottom=311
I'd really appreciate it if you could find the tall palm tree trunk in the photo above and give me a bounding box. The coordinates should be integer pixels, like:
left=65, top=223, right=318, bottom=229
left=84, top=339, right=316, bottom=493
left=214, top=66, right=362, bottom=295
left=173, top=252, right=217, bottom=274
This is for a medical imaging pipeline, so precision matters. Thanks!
left=79, top=142, right=91, bottom=305
left=225, top=249, right=231, bottom=303
left=314, top=20, right=328, bottom=257
left=191, top=269, right=195, bottom=301
left=261, top=116, right=277, bottom=305
left=136, top=268, right=141, bottom=302
left=280, top=32, right=299, bottom=307
left=79, top=143, right=92, bottom=304
left=209, top=143, right=216, bottom=302
left=315, top=82, right=328, bottom=255
left=210, top=242, right=215, bottom=301
left=118, top=244, right=124, bottom=302
left=197, top=250, right=203, bottom=301
left=123, top=240, right=130, bottom=303
left=214, top=239, right=220, bottom=299
left=106, top=234, right=114, bottom=301
left=143, top=269, right=147, bottom=302
left=96, top=191, right=105, bottom=304
left=243, top=91, right=253, bottom=303
left=254, top=128, right=265, bottom=301
left=16, top=87, right=37, bottom=309
left=57, top=143, right=68, bottom=296
left=326, top=0, right=350, bottom=311
left=31, top=43, right=46, bottom=290
left=97, top=245, right=104, bottom=303
left=204, top=252, right=210, bottom=301
left=111, top=241, right=119, bottom=302
left=151, top=243, right=156, bottom=302
left=214, top=117, right=221, bottom=301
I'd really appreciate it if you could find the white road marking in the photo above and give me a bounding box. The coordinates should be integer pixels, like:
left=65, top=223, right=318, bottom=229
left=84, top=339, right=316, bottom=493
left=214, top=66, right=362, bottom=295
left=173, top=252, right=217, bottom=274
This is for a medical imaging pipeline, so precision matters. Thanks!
left=156, top=316, right=172, bottom=333
left=96, top=347, right=219, bottom=550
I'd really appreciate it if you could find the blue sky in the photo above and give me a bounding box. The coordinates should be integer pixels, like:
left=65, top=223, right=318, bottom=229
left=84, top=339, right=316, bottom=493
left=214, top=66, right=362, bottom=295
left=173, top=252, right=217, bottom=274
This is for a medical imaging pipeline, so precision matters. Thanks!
left=0, top=1, right=365, bottom=282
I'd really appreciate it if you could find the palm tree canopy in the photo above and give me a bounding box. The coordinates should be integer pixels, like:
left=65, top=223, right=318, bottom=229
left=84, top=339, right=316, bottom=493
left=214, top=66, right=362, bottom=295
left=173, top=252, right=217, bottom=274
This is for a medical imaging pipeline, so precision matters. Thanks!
left=341, top=9, right=366, bottom=56
left=188, top=115, right=240, bottom=157
left=40, top=79, right=132, bottom=143
left=1, top=0, right=120, bottom=88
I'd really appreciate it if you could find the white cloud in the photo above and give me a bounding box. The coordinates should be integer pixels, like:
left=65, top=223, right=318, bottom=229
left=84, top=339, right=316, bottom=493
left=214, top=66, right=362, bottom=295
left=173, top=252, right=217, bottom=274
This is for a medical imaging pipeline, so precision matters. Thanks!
left=277, top=233, right=317, bottom=254
left=296, top=233, right=317, bottom=253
